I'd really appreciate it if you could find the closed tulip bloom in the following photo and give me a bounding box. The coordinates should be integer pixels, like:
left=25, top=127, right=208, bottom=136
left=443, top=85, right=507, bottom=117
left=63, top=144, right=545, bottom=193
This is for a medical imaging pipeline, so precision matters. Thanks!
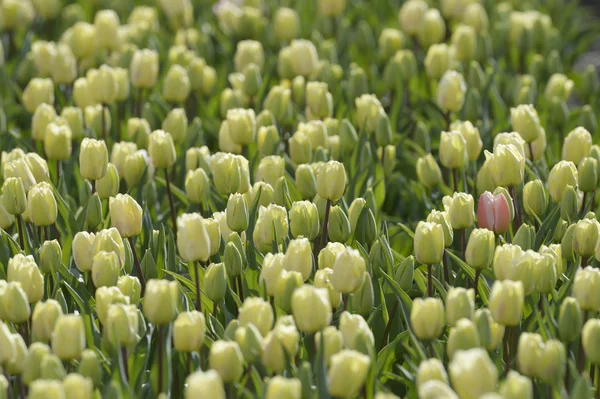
left=90, top=65, right=119, bottom=105
left=339, top=311, right=374, bottom=351
left=447, top=318, right=480, bottom=360
left=73, top=78, right=95, bottom=109
left=95, top=286, right=129, bottom=326
left=289, top=201, right=320, bottom=240
left=316, top=161, right=346, bottom=202
left=399, top=0, right=428, bottom=35
left=1, top=282, right=31, bottom=323
left=22, top=78, right=55, bottom=114
left=253, top=204, right=289, bottom=253
left=29, top=380, right=65, bottom=399
left=582, top=319, right=600, bottom=365
left=111, top=142, right=137, bottom=179
left=148, top=130, right=176, bottom=169
left=330, top=246, right=366, bottom=294
left=116, top=275, right=141, bottom=305
left=84, top=104, right=113, bottom=139
left=238, top=297, right=274, bottom=337
left=44, top=123, right=72, bottom=161
left=91, top=251, right=120, bottom=288
left=327, top=349, right=371, bottom=398
left=204, top=263, right=228, bottom=302
left=283, top=238, right=313, bottom=281
left=493, top=132, right=526, bottom=159
left=162, top=108, right=188, bottom=143
left=104, top=303, right=139, bottom=347
left=0, top=198, right=14, bottom=229
left=477, top=192, right=511, bottom=234
left=425, top=44, right=451, bottom=80
left=39, top=352, right=67, bottom=380
left=31, top=103, right=57, bottom=141
left=465, top=228, right=495, bottom=270
left=3, top=159, right=36, bottom=192
left=548, top=160, right=578, bottom=202
left=411, top=298, right=445, bottom=340
left=419, top=381, right=459, bottom=399
left=474, top=309, right=505, bottom=351
left=226, top=193, right=249, bottom=233
left=72, top=232, right=96, bottom=272
left=27, top=182, right=57, bottom=227
left=523, top=180, right=548, bottom=220
left=452, top=25, right=477, bottom=63
left=143, top=279, right=180, bottom=325
left=173, top=311, right=206, bottom=352
left=416, top=154, right=443, bottom=188
left=489, top=280, right=524, bottom=326
left=209, top=340, right=244, bottom=383
left=579, top=157, right=598, bottom=193
left=274, top=8, right=300, bottom=42
left=510, top=104, right=543, bottom=143
left=163, top=65, right=191, bottom=104
left=563, top=127, right=592, bottom=165
left=51, top=314, right=85, bottom=360
left=416, top=358, right=448, bottom=391
left=517, top=332, right=544, bottom=378
left=184, top=370, right=225, bottom=399
left=414, top=221, right=445, bottom=265
left=109, top=194, right=142, bottom=238
left=436, top=71, right=466, bottom=113
left=62, top=373, right=94, bottom=399
left=499, top=371, right=533, bottom=399
left=486, top=144, right=525, bottom=187
left=439, top=130, right=467, bottom=170
left=449, top=348, right=498, bottom=399
left=177, top=213, right=212, bottom=262
left=574, top=267, right=600, bottom=311
left=261, top=321, right=300, bottom=372
left=451, top=121, right=482, bottom=162
left=123, top=150, right=150, bottom=188
left=573, top=219, right=599, bottom=259
left=31, top=299, right=63, bottom=343
left=226, top=108, right=256, bottom=146
left=185, top=168, right=210, bottom=205
left=260, top=253, right=284, bottom=297
left=79, top=138, right=108, bottom=181
left=7, top=254, right=44, bottom=303
left=545, top=73, right=574, bottom=102
left=292, top=285, right=331, bottom=333
left=446, top=192, right=476, bottom=230
left=446, top=288, right=475, bottom=327
left=130, top=49, right=159, bottom=89
left=210, top=153, right=251, bottom=195
left=314, top=326, right=343, bottom=365
left=1, top=177, right=26, bottom=215
left=21, top=342, right=50, bottom=384
left=92, top=227, right=126, bottom=267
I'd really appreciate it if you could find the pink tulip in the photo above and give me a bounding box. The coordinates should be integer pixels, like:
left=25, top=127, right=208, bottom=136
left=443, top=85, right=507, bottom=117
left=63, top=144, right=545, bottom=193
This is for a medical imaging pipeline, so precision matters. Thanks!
left=477, top=192, right=511, bottom=234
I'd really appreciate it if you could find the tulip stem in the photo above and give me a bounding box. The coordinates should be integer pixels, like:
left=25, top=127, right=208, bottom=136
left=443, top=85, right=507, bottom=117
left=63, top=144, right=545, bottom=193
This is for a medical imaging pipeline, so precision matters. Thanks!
left=237, top=275, right=245, bottom=303
left=3, top=370, right=11, bottom=399
left=164, top=168, right=178, bottom=237
left=320, top=199, right=332, bottom=253
left=442, top=252, right=450, bottom=285
left=120, top=346, right=129, bottom=385
left=510, top=186, right=522, bottom=231
left=460, top=229, right=466, bottom=260
left=342, top=294, right=349, bottom=312
left=503, top=325, right=512, bottom=373
left=128, top=237, right=146, bottom=295
left=194, top=261, right=202, bottom=312
left=595, top=365, right=600, bottom=399
left=427, top=264, right=433, bottom=297
left=101, top=104, right=107, bottom=142
left=474, top=269, right=481, bottom=299
left=382, top=299, right=399, bottom=349
left=17, top=215, right=25, bottom=251
left=578, top=311, right=589, bottom=373
left=452, top=168, right=459, bottom=192
left=56, top=160, right=61, bottom=186
left=581, top=191, right=589, bottom=217
left=158, top=326, right=164, bottom=394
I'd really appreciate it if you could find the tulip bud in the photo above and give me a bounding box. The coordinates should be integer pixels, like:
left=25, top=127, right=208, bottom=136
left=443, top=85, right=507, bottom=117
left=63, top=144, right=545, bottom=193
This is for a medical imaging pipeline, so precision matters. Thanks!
left=563, top=127, right=592, bottom=166
left=130, top=49, right=159, bottom=89
left=447, top=318, right=480, bottom=360
left=31, top=103, right=56, bottom=142
left=516, top=332, right=544, bottom=378
left=489, top=280, right=524, bottom=326
left=318, top=241, right=344, bottom=270
left=27, top=182, right=57, bottom=227
left=291, top=285, right=332, bottom=333
left=477, top=192, right=511, bottom=234
left=29, top=380, right=65, bottom=399
left=22, top=79, right=55, bottom=114
left=538, top=339, right=566, bottom=385
left=104, top=303, right=139, bottom=347
left=288, top=201, right=318, bottom=240
left=72, top=232, right=96, bottom=273
left=327, top=205, right=351, bottom=243
left=43, top=122, right=72, bottom=161
left=486, top=144, right=525, bottom=187
left=523, top=179, right=548, bottom=221
left=465, top=228, right=495, bottom=270
left=86, top=197, right=104, bottom=227
left=449, top=348, right=498, bottom=399
left=446, top=192, right=476, bottom=230
left=210, top=153, right=251, bottom=195
left=92, top=161, right=118, bottom=200
left=418, top=381, right=458, bottom=399
left=416, top=154, right=443, bottom=188
left=32, top=299, right=63, bottom=343
left=510, top=104, right=543, bottom=143
left=148, top=130, right=177, bottom=169
left=204, top=263, right=228, bottom=302
left=209, top=340, right=244, bottom=383
left=315, top=160, right=346, bottom=202
left=548, top=161, right=579, bottom=204
left=110, top=277, right=140, bottom=308
left=275, top=270, right=303, bottom=313
left=173, top=311, right=205, bottom=352
left=162, top=65, right=191, bottom=104
left=184, top=369, right=225, bottom=399
left=62, top=373, right=94, bottom=399
left=91, top=251, right=120, bottom=288
left=142, top=279, right=179, bottom=325
left=330, top=246, right=366, bottom=294
left=111, top=141, right=137, bottom=180
left=473, top=308, right=504, bottom=351
left=417, top=8, right=446, bottom=48
left=417, top=360, right=449, bottom=395
left=498, top=370, right=533, bottom=399
left=21, top=342, right=50, bottom=385
left=445, top=287, right=475, bottom=327
left=327, top=349, right=371, bottom=398
left=413, top=221, right=445, bottom=265
left=436, top=71, right=466, bottom=113
left=253, top=204, right=289, bottom=253
left=411, top=298, right=445, bottom=341
left=557, top=297, right=583, bottom=343
left=238, top=297, right=273, bottom=337
left=160, top=108, right=188, bottom=144
left=306, top=81, right=333, bottom=120
left=234, top=323, right=263, bottom=364
left=439, top=130, right=467, bottom=170
left=451, top=120, right=482, bottom=162
left=89, top=65, right=119, bottom=106
left=51, top=314, right=85, bottom=360
left=573, top=219, right=598, bottom=259
left=1, top=177, right=26, bottom=215
left=576, top=157, right=598, bottom=194
left=544, top=73, right=574, bottom=102
left=559, top=185, right=578, bottom=224
left=108, top=194, right=142, bottom=238
left=78, top=349, right=102, bottom=387
left=574, top=266, right=600, bottom=312
left=452, top=25, right=477, bottom=63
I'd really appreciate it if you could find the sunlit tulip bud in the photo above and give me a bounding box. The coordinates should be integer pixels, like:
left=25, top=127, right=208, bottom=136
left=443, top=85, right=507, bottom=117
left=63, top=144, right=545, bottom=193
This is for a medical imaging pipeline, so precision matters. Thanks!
left=522, top=179, right=547, bottom=221
left=449, top=348, right=497, bottom=399
left=451, top=25, right=477, bottom=63
left=328, top=246, right=365, bottom=294
left=40, top=353, right=67, bottom=381
left=573, top=219, right=598, bottom=259
left=31, top=41, right=57, bottom=79
left=94, top=9, right=120, bottom=52
left=44, top=122, right=72, bottom=161
left=510, top=104, right=543, bottom=143
left=288, top=131, right=312, bottom=165
left=224, top=109, right=255, bottom=148
left=305, top=81, right=333, bottom=120
left=210, top=153, right=251, bottom=195
left=315, top=160, right=346, bottom=201
left=235, top=297, right=273, bottom=337
left=290, top=165, right=315, bottom=200
left=449, top=121, right=480, bottom=162
left=143, top=279, right=179, bottom=325
left=445, top=287, right=475, bottom=327
left=290, top=285, right=331, bottom=333
left=62, top=373, right=94, bottom=399
left=436, top=70, right=466, bottom=114
left=582, top=319, right=600, bottom=366
left=78, top=349, right=102, bottom=387
left=415, top=153, right=442, bottom=188
left=416, top=359, right=449, bottom=394
left=423, top=44, right=451, bottom=80
left=51, top=314, right=85, bottom=360
left=28, top=380, right=65, bottom=399
left=240, top=64, right=261, bottom=98
left=498, top=371, right=533, bottom=399
left=493, top=131, right=526, bottom=158
left=548, top=160, right=579, bottom=203
left=27, top=182, right=57, bottom=227
left=80, top=139, right=110, bottom=181
left=378, top=28, right=404, bottom=62
left=31, top=299, right=63, bottom=343
left=353, top=94, right=383, bottom=134
left=327, top=349, right=371, bottom=398
left=532, top=252, right=557, bottom=294
left=563, top=127, right=592, bottom=165
left=21, top=342, right=50, bottom=384
left=286, top=39, right=318, bottom=77
left=576, top=157, right=598, bottom=194
left=262, top=87, right=291, bottom=126
left=223, top=240, right=242, bottom=277
left=124, top=118, right=150, bottom=149
left=22, top=78, right=54, bottom=114
left=177, top=213, right=212, bottom=264
left=93, top=165, right=118, bottom=203
left=110, top=277, right=140, bottom=308
left=258, top=253, right=283, bottom=298
left=398, top=0, right=428, bottom=35
left=419, top=380, right=459, bottom=399
left=202, top=263, right=227, bottom=304
left=130, top=49, right=159, bottom=89
left=559, top=185, right=578, bottom=223
left=172, top=311, right=206, bottom=353
left=543, top=73, right=574, bottom=102
left=447, top=318, right=480, bottom=360
left=185, top=147, right=210, bottom=175
left=104, top=303, right=139, bottom=347
left=6, top=255, right=43, bottom=304
left=161, top=64, right=190, bottom=104
left=288, top=201, right=318, bottom=240
left=489, top=280, right=524, bottom=326
left=271, top=8, right=299, bottom=43
left=261, top=376, right=301, bottom=399
left=3, top=160, right=35, bottom=194
left=89, top=65, right=119, bottom=105
left=209, top=340, right=244, bottom=383
left=232, top=40, right=264, bottom=74
left=313, top=267, right=341, bottom=307
left=109, top=194, right=142, bottom=238
left=232, top=324, right=262, bottom=365
left=515, top=332, right=544, bottom=378
left=274, top=270, right=302, bottom=313
left=1, top=177, right=26, bottom=216
left=315, top=242, right=342, bottom=271
left=30, top=103, right=57, bottom=142
left=91, top=251, right=120, bottom=288
left=472, top=308, right=503, bottom=351
left=69, top=20, right=97, bottom=58
left=70, top=232, right=96, bottom=273
left=462, top=2, right=488, bottom=32
left=158, top=109, right=187, bottom=144
left=147, top=130, right=176, bottom=169
left=253, top=204, right=289, bottom=253
left=413, top=221, right=445, bottom=265
left=184, top=370, right=225, bottom=399
left=72, top=78, right=95, bottom=109
left=182, top=168, right=209, bottom=206
left=280, top=238, right=312, bottom=281
left=574, top=266, right=600, bottom=312
left=537, top=339, right=566, bottom=385
left=486, top=144, right=525, bottom=187
left=124, top=150, right=151, bottom=188
left=411, top=297, right=445, bottom=341
left=0, top=198, right=14, bottom=229
left=326, top=205, right=350, bottom=243
left=84, top=104, right=112, bottom=138
left=477, top=192, right=511, bottom=234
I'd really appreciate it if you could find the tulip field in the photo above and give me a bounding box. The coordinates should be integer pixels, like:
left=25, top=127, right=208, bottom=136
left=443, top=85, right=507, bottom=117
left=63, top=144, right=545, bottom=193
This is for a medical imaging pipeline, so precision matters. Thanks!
left=3, top=0, right=600, bottom=398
